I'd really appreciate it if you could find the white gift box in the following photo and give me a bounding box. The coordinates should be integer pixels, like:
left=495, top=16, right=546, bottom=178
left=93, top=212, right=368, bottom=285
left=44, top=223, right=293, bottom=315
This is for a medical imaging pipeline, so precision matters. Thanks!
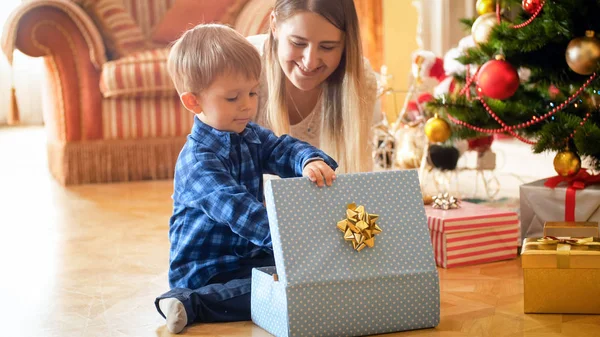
left=519, top=178, right=600, bottom=241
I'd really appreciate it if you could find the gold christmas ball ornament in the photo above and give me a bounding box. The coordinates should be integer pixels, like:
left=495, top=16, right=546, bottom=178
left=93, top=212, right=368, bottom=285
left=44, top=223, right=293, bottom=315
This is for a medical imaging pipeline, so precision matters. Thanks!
left=553, top=149, right=581, bottom=177
left=423, top=194, right=433, bottom=205
left=565, top=30, right=600, bottom=75
left=424, top=114, right=452, bottom=143
left=472, top=13, right=497, bottom=45
left=476, top=0, right=495, bottom=15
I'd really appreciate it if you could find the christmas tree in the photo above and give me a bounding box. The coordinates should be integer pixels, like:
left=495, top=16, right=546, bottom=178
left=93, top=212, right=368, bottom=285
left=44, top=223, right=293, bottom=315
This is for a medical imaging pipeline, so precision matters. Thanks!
left=428, top=0, right=600, bottom=176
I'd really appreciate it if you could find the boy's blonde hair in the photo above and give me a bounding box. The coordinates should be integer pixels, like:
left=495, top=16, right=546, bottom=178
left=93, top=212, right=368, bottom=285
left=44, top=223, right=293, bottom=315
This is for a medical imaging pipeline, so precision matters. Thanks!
left=168, top=24, right=262, bottom=95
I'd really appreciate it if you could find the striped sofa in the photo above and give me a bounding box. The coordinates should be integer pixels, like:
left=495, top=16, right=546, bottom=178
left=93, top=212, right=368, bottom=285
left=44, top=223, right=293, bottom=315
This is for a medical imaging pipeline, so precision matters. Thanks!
left=1, top=0, right=273, bottom=185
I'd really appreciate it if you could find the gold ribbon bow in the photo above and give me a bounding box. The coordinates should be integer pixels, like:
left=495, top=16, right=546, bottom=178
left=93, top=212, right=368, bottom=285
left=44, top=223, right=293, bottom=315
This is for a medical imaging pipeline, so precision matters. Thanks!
left=337, top=203, right=382, bottom=251
left=536, top=236, right=598, bottom=246
left=528, top=236, right=600, bottom=268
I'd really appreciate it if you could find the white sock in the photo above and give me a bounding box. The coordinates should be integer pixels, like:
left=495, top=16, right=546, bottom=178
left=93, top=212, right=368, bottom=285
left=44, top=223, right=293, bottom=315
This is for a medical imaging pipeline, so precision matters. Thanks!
left=159, top=298, right=188, bottom=334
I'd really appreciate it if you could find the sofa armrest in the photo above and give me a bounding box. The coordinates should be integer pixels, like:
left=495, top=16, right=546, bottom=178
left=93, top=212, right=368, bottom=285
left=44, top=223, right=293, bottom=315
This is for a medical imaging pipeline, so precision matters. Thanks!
left=1, top=0, right=106, bottom=141
left=2, top=0, right=106, bottom=67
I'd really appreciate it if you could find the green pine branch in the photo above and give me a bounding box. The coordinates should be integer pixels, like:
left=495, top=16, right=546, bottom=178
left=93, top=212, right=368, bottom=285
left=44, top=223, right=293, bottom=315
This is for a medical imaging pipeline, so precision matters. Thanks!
left=439, top=0, right=600, bottom=170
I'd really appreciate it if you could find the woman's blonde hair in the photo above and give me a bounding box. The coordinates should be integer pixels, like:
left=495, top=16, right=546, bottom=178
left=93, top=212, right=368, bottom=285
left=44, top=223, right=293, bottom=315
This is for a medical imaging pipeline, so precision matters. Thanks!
left=168, top=24, right=262, bottom=95
left=264, top=0, right=372, bottom=173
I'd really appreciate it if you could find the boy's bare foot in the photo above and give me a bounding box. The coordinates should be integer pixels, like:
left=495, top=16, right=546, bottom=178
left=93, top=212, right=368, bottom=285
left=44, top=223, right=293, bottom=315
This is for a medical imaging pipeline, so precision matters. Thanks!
left=159, top=298, right=188, bottom=334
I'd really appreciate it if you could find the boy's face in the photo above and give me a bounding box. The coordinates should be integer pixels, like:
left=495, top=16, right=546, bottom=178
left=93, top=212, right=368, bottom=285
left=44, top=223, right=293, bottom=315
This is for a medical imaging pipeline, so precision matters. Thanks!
left=191, top=73, right=259, bottom=133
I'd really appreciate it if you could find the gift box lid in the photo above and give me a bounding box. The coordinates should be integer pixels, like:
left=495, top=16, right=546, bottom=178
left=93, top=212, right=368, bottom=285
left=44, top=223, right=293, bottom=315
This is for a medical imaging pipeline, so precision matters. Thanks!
left=425, top=201, right=519, bottom=234
left=544, top=221, right=598, bottom=228
left=524, top=176, right=600, bottom=191
left=543, top=221, right=599, bottom=237
left=521, top=237, right=600, bottom=269
left=264, top=170, right=436, bottom=287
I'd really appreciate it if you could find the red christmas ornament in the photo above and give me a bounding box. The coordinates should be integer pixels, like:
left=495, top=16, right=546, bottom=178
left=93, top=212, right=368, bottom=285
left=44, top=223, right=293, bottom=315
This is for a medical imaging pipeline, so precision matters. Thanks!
left=476, top=56, right=520, bottom=100
left=522, top=0, right=542, bottom=15
left=548, top=84, right=560, bottom=98
left=407, top=101, right=419, bottom=112
left=417, top=93, right=434, bottom=104
left=467, top=135, right=494, bottom=153
left=428, top=58, right=446, bottom=82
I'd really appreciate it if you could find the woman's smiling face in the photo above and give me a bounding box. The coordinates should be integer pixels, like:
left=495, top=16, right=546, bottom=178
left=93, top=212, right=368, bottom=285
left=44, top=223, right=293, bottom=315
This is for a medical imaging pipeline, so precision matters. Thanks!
left=273, top=11, right=345, bottom=91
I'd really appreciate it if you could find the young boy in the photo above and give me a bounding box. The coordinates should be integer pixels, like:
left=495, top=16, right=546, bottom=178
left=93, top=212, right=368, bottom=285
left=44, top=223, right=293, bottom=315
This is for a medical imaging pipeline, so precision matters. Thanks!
left=154, top=24, right=338, bottom=334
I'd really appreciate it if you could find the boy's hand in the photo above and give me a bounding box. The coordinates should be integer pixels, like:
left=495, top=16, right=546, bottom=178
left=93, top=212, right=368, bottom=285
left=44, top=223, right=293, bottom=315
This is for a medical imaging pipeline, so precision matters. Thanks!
left=303, top=160, right=336, bottom=187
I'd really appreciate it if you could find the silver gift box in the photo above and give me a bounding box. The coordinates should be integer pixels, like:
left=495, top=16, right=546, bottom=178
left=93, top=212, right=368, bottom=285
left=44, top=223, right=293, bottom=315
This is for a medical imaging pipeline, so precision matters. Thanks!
left=519, top=178, right=600, bottom=241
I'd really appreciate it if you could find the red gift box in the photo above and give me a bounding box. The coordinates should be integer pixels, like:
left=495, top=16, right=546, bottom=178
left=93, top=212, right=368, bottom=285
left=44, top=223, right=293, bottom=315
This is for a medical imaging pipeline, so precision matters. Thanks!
left=425, top=201, right=519, bottom=268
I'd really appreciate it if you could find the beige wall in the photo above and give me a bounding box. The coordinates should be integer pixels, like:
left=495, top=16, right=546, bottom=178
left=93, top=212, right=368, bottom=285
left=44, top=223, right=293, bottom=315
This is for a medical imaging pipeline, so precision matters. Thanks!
left=0, top=0, right=44, bottom=126
left=381, top=0, right=476, bottom=123
left=382, top=0, right=419, bottom=123
left=0, top=52, right=44, bottom=125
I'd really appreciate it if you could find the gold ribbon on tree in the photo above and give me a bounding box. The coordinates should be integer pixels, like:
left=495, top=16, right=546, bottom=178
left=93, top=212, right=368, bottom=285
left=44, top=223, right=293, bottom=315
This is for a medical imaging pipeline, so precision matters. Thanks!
left=337, top=203, right=382, bottom=251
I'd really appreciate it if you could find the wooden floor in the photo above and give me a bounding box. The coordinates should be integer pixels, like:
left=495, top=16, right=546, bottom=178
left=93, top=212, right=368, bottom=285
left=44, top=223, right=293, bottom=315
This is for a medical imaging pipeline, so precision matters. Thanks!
left=1, top=126, right=599, bottom=337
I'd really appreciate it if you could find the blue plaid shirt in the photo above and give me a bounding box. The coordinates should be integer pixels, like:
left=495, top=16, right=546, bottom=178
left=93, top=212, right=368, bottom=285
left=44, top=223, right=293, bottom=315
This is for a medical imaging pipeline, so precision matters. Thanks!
left=168, top=117, right=337, bottom=289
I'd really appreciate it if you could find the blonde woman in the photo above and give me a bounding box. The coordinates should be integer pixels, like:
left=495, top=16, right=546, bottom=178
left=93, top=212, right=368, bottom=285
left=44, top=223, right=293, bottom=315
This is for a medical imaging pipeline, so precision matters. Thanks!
left=249, top=0, right=379, bottom=173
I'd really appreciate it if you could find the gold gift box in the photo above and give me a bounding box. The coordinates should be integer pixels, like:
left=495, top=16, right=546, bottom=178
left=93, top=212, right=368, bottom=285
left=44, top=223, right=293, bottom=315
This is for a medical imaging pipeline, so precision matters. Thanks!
left=521, top=237, right=600, bottom=314
left=543, top=221, right=599, bottom=238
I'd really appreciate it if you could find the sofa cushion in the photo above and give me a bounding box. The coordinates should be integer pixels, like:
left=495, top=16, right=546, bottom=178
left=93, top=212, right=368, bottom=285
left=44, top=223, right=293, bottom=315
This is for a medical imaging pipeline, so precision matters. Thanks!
left=151, top=0, right=248, bottom=44
left=234, top=0, right=274, bottom=36
left=100, top=48, right=175, bottom=98
left=122, top=0, right=176, bottom=37
left=81, top=0, right=150, bottom=59
left=101, top=95, right=192, bottom=140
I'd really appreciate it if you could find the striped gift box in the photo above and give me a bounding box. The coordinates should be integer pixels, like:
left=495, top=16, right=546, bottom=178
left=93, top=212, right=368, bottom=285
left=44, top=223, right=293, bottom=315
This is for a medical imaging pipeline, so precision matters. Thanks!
left=425, top=201, right=519, bottom=268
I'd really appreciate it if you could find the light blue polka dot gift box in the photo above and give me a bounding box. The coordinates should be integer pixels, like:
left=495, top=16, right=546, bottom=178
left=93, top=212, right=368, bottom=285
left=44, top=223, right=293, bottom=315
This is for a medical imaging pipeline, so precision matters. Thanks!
left=251, top=170, right=440, bottom=337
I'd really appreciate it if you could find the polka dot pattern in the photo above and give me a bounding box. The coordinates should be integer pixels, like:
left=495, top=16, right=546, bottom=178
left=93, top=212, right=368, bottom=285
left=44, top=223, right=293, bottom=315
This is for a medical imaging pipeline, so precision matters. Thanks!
left=251, top=267, right=289, bottom=337
left=252, top=170, right=440, bottom=337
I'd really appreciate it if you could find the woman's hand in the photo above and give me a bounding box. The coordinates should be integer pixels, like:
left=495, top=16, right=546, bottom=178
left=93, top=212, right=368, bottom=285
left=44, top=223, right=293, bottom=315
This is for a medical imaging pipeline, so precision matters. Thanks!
left=303, top=160, right=336, bottom=187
